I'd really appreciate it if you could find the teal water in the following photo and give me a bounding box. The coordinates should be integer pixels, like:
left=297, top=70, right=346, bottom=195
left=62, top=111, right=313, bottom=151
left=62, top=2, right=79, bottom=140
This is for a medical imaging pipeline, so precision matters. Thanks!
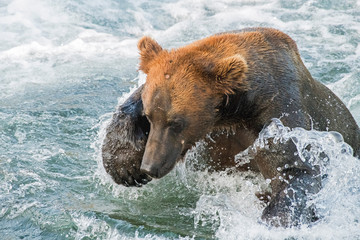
left=1, top=0, right=360, bottom=239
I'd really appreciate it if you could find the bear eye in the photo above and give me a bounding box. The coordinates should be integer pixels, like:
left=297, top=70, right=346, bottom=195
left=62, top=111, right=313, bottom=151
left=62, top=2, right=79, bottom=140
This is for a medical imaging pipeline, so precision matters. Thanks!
left=168, top=119, right=185, bottom=133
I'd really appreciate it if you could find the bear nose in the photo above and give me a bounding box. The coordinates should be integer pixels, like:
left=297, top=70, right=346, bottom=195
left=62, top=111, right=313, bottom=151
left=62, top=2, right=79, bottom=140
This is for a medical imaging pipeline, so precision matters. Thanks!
left=140, top=162, right=160, bottom=178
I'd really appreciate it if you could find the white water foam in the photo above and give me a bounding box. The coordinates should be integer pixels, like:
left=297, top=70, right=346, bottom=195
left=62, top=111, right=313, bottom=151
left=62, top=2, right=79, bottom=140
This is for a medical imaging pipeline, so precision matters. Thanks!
left=0, top=29, right=139, bottom=99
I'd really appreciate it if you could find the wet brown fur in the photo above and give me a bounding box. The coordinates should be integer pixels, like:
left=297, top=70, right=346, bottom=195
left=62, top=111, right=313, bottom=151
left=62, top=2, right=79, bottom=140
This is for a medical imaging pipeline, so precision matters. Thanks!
left=103, top=28, right=360, bottom=227
left=138, top=28, right=360, bottom=227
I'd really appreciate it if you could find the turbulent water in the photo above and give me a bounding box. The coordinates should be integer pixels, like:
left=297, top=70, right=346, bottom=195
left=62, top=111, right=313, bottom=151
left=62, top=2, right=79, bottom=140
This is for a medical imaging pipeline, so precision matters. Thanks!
left=1, top=0, right=360, bottom=239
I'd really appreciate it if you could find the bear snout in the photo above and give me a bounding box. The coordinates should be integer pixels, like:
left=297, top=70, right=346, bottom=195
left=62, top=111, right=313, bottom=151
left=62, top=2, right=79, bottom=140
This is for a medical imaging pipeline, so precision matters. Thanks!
left=140, top=159, right=176, bottom=179
left=140, top=161, right=161, bottom=178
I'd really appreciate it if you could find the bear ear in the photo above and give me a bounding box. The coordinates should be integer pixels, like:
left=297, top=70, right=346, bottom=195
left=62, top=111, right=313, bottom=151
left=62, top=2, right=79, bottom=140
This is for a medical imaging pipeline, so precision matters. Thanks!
left=211, top=55, right=248, bottom=95
left=138, top=36, right=163, bottom=74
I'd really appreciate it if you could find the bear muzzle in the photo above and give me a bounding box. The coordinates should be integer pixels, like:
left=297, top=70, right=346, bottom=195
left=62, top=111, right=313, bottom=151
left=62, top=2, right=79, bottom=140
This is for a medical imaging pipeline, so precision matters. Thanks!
left=140, top=161, right=166, bottom=179
left=140, top=138, right=183, bottom=179
left=140, top=156, right=178, bottom=179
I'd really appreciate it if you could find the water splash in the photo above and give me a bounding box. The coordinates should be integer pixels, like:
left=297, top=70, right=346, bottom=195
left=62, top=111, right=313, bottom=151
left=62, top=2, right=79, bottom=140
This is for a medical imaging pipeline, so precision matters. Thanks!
left=217, top=119, right=360, bottom=239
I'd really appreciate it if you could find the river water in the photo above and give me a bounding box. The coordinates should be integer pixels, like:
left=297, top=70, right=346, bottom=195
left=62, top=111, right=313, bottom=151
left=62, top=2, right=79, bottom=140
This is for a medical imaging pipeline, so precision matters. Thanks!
left=1, top=0, right=360, bottom=239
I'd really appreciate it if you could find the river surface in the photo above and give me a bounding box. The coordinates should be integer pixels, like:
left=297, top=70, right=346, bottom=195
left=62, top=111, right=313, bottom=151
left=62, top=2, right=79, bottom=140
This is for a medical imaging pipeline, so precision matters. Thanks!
left=1, top=0, right=360, bottom=239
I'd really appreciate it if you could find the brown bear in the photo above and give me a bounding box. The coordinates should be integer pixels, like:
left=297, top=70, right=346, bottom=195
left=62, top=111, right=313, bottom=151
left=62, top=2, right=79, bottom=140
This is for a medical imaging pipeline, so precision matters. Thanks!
left=102, top=27, right=360, bottom=227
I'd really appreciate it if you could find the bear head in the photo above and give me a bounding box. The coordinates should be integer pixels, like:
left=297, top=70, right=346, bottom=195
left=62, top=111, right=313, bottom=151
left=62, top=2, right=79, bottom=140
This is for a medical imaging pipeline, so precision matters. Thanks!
left=137, top=36, right=248, bottom=178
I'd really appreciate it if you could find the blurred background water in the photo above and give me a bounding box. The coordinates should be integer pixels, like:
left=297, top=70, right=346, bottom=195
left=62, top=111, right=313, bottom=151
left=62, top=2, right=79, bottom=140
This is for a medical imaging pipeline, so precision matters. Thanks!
left=0, top=0, right=360, bottom=239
